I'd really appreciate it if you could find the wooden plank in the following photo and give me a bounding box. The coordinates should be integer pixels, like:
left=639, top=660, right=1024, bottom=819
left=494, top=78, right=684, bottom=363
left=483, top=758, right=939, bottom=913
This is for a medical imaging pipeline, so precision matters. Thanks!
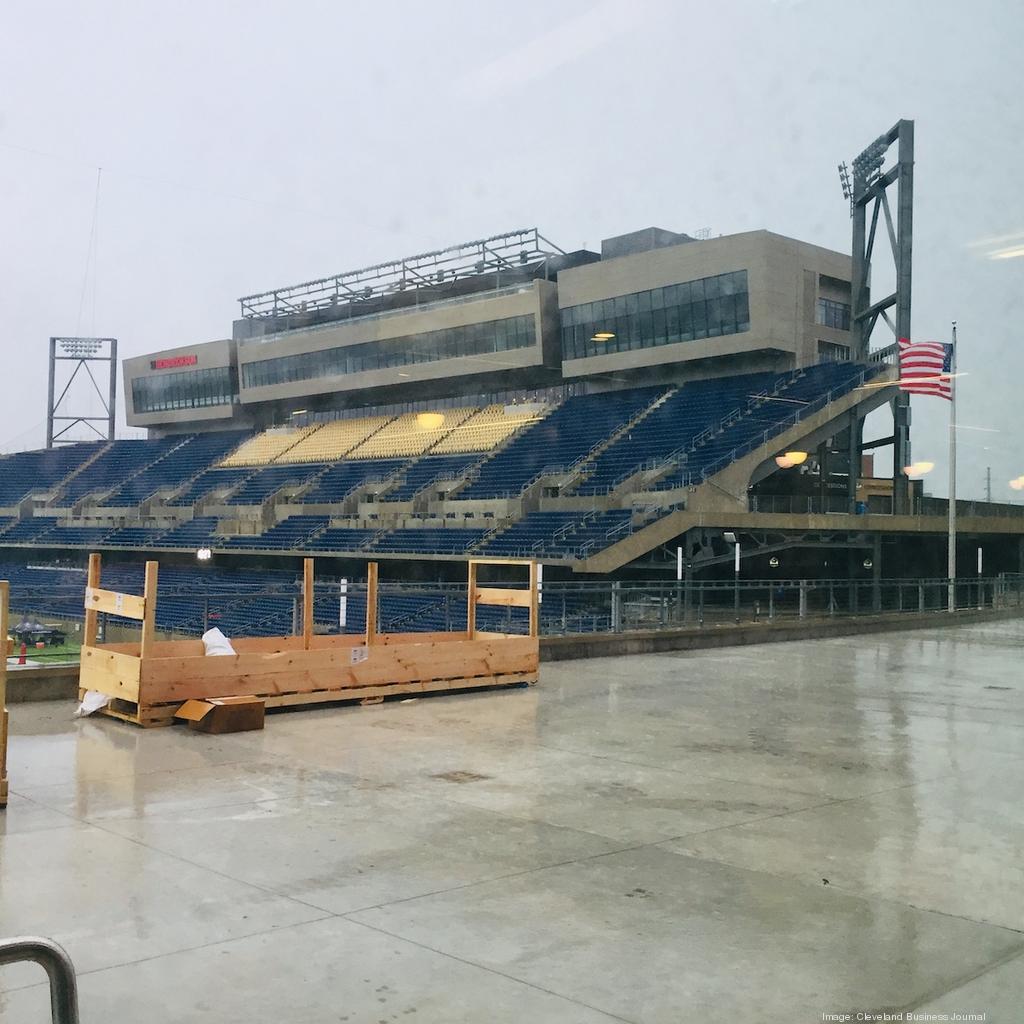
left=467, top=561, right=477, bottom=638
left=140, top=561, right=158, bottom=659
left=99, top=642, right=143, bottom=656
left=98, top=701, right=177, bottom=728
left=467, top=558, right=538, bottom=572
left=0, top=708, right=8, bottom=808
left=79, top=646, right=143, bottom=702
left=302, top=558, right=314, bottom=649
left=0, top=578, right=7, bottom=808
left=362, top=631, right=469, bottom=647
left=475, top=587, right=532, bottom=608
left=365, top=562, right=378, bottom=645
left=529, top=561, right=540, bottom=638
left=138, top=635, right=539, bottom=703
left=83, top=553, right=102, bottom=647
left=84, top=586, right=146, bottom=621
left=231, top=636, right=305, bottom=654
left=261, top=672, right=536, bottom=709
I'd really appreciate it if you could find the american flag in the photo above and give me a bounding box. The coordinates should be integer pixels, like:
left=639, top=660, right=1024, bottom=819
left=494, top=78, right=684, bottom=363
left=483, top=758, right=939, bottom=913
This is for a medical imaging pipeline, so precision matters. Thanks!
left=898, top=338, right=954, bottom=400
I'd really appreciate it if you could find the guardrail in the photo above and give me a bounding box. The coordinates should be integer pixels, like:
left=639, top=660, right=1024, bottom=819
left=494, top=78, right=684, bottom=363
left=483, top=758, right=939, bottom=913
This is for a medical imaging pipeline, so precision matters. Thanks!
left=7, top=571, right=1023, bottom=644
left=0, top=936, right=80, bottom=1023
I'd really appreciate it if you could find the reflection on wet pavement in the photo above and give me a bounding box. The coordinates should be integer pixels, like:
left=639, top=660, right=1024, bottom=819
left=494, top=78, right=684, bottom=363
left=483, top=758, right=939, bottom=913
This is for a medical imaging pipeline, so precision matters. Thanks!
left=3, top=620, right=1024, bottom=1022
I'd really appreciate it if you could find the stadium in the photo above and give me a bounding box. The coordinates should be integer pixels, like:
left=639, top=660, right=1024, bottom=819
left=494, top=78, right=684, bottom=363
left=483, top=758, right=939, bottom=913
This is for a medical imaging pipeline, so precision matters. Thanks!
left=2, top=16, right=1024, bottom=1011
left=2, top=216, right=1023, bottom=650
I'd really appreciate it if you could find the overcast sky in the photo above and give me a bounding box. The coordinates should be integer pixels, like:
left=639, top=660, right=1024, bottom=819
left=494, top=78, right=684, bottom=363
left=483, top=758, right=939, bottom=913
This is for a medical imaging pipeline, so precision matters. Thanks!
left=1, top=0, right=1021, bottom=499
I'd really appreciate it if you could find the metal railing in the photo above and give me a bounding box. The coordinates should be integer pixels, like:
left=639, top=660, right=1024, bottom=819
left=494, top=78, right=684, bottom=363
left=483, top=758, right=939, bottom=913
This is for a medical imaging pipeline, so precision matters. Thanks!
left=0, top=936, right=79, bottom=1023
left=536, top=574, right=1024, bottom=635
left=8, top=573, right=1023, bottom=645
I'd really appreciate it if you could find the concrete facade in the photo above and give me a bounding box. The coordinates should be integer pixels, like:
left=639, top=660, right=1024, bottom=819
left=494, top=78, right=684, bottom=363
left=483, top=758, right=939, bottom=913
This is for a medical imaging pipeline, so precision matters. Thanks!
left=234, top=279, right=559, bottom=407
left=123, top=338, right=241, bottom=431
left=557, top=230, right=852, bottom=378
left=124, top=228, right=854, bottom=432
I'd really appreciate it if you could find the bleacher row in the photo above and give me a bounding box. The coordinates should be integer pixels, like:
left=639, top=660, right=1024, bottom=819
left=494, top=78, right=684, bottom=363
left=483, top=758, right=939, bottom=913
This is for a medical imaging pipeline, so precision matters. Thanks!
left=0, top=363, right=878, bottom=560
left=0, top=511, right=636, bottom=560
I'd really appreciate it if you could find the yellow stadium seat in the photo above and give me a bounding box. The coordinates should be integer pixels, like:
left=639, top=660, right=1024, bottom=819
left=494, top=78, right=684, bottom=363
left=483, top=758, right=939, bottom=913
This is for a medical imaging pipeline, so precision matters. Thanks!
left=221, top=425, right=323, bottom=467
left=348, top=408, right=477, bottom=459
left=431, top=404, right=548, bottom=454
left=283, top=416, right=393, bottom=463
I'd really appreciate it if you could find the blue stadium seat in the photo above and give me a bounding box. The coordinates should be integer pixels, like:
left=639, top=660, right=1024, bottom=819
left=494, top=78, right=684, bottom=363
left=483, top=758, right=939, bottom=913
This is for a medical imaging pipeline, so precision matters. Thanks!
left=158, top=517, right=222, bottom=547
left=383, top=454, right=482, bottom=502
left=368, top=528, right=489, bottom=555
left=0, top=443, right=103, bottom=506
left=303, top=459, right=407, bottom=503
left=58, top=438, right=181, bottom=504
left=104, top=430, right=252, bottom=505
left=223, top=464, right=330, bottom=505
left=167, top=467, right=255, bottom=506
left=221, top=515, right=329, bottom=550
left=459, top=387, right=664, bottom=499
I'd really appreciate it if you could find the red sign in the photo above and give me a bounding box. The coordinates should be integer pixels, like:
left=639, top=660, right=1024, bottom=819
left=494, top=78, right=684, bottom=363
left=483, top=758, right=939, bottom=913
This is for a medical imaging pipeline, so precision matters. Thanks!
left=151, top=354, right=198, bottom=370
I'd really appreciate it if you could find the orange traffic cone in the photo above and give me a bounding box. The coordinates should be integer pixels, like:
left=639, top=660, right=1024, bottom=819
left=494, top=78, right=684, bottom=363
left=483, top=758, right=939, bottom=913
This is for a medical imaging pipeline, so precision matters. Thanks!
left=18, top=642, right=26, bottom=666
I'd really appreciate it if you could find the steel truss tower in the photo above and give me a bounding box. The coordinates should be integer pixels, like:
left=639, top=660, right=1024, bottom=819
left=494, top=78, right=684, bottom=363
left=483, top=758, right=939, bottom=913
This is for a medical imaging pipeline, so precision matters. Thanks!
left=46, top=336, right=118, bottom=447
left=843, top=119, right=914, bottom=515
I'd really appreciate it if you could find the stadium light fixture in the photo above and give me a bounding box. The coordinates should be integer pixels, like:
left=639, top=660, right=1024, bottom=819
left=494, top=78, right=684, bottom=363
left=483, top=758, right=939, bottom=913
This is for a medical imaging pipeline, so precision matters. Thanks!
left=769, top=556, right=780, bottom=569
left=863, top=558, right=873, bottom=570
left=838, top=162, right=852, bottom=200
left=591, top=332, right=615, bottom=342
left=784, top=450, right=808, bottom=466
left=196, top=547, right=212, bottom=562
left=59, top=337, right=103, bottom=357
left=291, top=409, right=308, bottom=417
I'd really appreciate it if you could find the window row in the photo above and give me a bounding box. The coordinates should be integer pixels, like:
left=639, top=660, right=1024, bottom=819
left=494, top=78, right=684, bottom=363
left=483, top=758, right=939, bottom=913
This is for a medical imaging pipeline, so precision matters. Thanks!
left=132, top=366, right=237, bottom=413
left=817, top=297, right=851, bottom=331
left=817, top=340, right=852, bottom=363
left=560, top=271, right=750, bottom=360
left=241, top=315, right=536, bottom=390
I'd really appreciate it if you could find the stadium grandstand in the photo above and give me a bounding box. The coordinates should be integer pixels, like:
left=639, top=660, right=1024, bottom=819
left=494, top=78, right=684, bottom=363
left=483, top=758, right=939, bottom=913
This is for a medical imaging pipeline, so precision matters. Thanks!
left=3, top=224, right=1024, bottom=632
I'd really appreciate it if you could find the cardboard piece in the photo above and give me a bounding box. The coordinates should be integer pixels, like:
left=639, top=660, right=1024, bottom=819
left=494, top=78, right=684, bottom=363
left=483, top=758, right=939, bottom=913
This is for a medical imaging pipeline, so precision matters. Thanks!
left=175, top=695, right=265, bottom=734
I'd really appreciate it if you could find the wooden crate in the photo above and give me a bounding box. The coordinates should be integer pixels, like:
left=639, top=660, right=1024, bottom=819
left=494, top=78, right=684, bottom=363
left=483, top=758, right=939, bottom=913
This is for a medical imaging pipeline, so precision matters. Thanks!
left=79, top=555, right=539, bottom=728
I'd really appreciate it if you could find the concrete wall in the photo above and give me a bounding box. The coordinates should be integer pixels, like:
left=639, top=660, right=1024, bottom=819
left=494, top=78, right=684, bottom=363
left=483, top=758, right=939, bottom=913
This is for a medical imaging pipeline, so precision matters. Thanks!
left=541, top=606, right=1024, bottom=661
left=557, top=230, right=853, bottom=377
left=235, top=281, right=555, bottom=405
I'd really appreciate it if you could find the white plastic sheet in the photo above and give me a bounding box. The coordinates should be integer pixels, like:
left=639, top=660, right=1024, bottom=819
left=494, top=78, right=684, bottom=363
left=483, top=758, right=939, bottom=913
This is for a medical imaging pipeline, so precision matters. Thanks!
left=202, top=627, right=236, bottom=657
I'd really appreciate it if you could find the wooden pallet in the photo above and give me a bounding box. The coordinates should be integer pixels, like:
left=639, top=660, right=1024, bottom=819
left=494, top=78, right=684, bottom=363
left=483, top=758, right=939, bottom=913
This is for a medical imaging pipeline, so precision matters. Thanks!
left=78, top=556, right=540, bottom=728
left=99, top=673, right=535, bottom=728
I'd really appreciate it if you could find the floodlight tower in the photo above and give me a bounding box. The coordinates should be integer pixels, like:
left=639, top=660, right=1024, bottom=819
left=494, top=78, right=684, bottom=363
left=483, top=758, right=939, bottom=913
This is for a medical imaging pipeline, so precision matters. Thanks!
left=46, top=336, right=118, bottom=447
left=841, top=120, right=914, bottom=515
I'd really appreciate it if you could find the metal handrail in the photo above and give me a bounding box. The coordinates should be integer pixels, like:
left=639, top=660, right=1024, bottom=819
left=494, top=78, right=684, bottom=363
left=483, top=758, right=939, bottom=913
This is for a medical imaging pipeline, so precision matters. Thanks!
left=0, top=936, right=80, bottom=1023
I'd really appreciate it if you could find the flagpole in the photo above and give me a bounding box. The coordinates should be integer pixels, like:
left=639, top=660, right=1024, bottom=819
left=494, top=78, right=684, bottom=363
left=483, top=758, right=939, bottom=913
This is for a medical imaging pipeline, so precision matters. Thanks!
left=947, top=322, right=957, bottom=612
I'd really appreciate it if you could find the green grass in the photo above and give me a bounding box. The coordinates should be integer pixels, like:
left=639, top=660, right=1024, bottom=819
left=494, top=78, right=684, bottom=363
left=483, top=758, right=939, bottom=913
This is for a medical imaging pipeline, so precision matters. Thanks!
left=8, top=641, right=82, bottom=665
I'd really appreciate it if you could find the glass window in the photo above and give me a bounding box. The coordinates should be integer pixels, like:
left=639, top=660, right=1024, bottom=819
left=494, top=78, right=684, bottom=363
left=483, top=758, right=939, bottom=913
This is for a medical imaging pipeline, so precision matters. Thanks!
left=691, top=294, right=708, bottom=338
left=558, top=270, right=749, bottom=358
left=240, top=314, right=536, bottom=389
left=817, top=297, right=851, bottom=330
left=132, top=365, right=236, bottom=414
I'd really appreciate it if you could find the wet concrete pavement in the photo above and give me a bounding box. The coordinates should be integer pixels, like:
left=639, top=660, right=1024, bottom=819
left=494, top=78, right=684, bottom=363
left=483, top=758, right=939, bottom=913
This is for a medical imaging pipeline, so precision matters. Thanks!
left=2, top=619, right=1023, bottom=1022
